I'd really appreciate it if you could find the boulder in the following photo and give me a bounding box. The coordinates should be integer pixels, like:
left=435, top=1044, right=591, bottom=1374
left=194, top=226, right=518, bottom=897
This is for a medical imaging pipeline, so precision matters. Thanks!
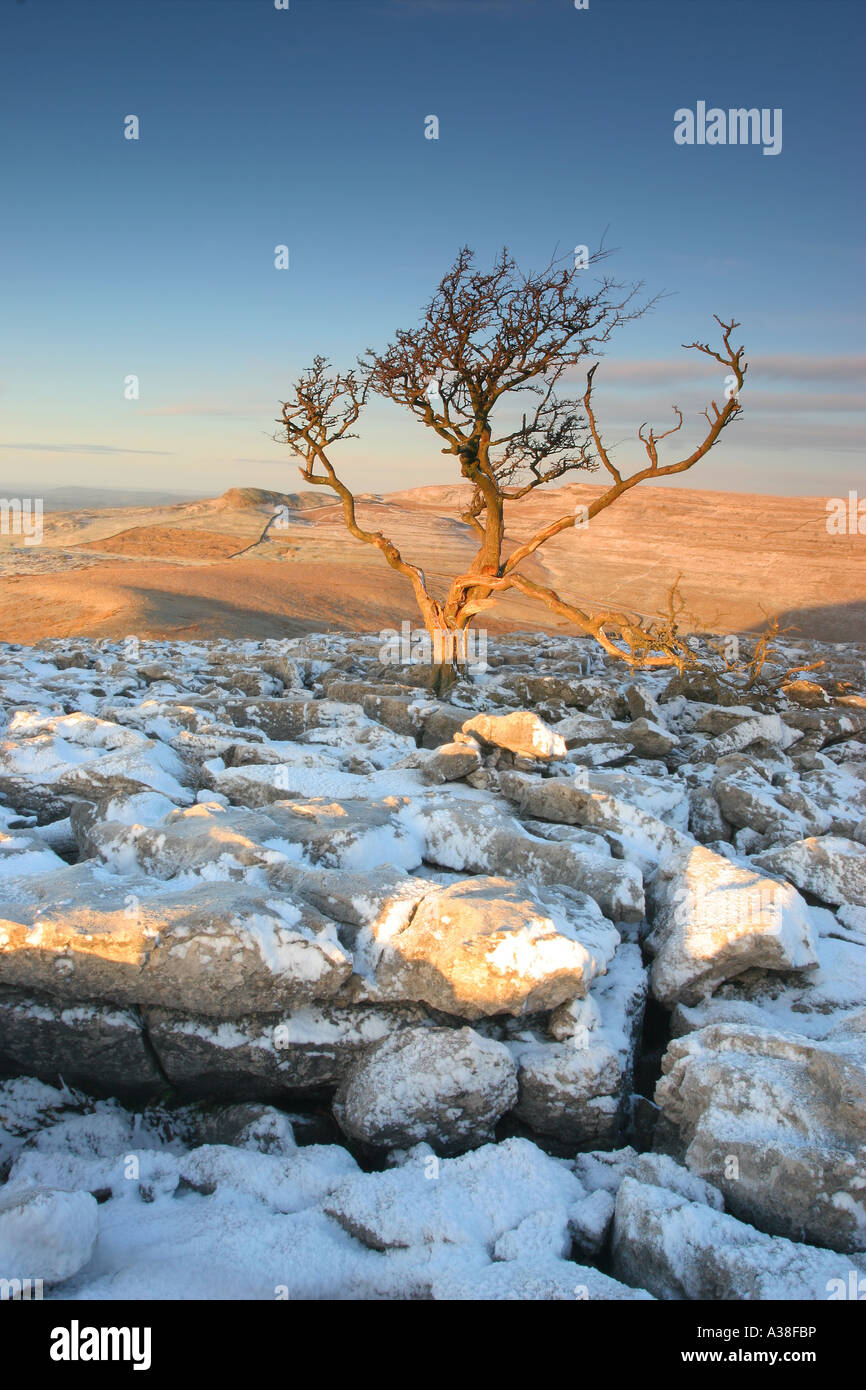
left=401, top=797, right=644, bottom=922
left=656, top=1023, right=866, bottom=1253
left=754, top=836, right=866, bottom=908
left=221, top=698, right=325, bottom=741
left=418, top=705, right=472, bottom=750
left=625, top=683, right=668, bottom=726
left=0, top=1186, right=98, bottom=1285
left=647, top=843, right=817, bottom=1008
left=361, top=694, right=422, bottom=739
left=421, top=742, right=483, bottom=785
left=368, top=875, right=619, bottom=1020
left=782, top=679, right=831, bottom=708
left=625, top=718, right=678, bottom=759
left=173, top=1103, right=298, bottom=1156
left=0, top=988, right=163, bottom=1099
left=0, top=869, right=353, bottom=1016
left=552, top=713, right=633, bottom=751
left=461, top=711, right=566, bottom=761
left=499, top=770, right=691, bottom=872
left=800, top=764, right=866, bottom=838
left=712, top=763, right=831, bottom=844
left=612, top=1177, right=865, bottom=1299
left=508, top=943, right=647, bottom=1146
left=291, top=865, right=427, bottom=931
left=333, top=1025, right=518, bottom=1152
left=144, top=1001, right=425, bottom=1099
left=513, top=674, right=583, bottom=709
left=579, top=766, right=690, bottom=830
left=687, top=786, right=732, bottom=844
left=701, top=711, right=794, bottom=759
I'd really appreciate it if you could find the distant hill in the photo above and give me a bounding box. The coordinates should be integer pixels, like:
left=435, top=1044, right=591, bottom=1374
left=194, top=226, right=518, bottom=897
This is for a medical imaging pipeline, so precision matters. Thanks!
left=0, top=486, right=203, bottom=511
left=213, top=487, right=327, bottom=512
left=0, top=480, right=861, bottom=645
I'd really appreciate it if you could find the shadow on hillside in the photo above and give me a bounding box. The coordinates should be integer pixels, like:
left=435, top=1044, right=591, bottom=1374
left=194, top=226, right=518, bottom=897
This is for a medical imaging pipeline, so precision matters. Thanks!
left=735, top=600, right=866, bottom=646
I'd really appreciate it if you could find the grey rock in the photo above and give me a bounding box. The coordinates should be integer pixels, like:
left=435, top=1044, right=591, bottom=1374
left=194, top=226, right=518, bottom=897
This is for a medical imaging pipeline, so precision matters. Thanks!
left=0, top=1186, right=98, bottom=1285
left=145, top=1002, right=425, bottom=1098
left=755, top=836, right=866, bottom=908
left=509, top=943, right=646, bottom=1146
left=333, top=1025, right=518, bottom=1152
left=647, top=842, right=817, bottom=1008
left=626, top=718, right=678, bottom=759
left=0, top=987, right=163, bottom=1100
left=613, top=1176, right=865, bottom=1299
left=688, top=786, right=732, bottom=843
left=421, top=742, right=483, bottom=785
left=656, top=1022, right=866, bottom=1253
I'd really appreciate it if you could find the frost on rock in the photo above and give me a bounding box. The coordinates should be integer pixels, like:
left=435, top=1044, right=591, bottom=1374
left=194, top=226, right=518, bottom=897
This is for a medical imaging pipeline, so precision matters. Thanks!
left=399, top=796, right=645, bottom=923
left=656, top=1023, right=866, bottom=1253
left=754, top=835, right=866, bottom=909
left=647, top=843, right=818, bottom=1008
left=0, top=711, right=192, bottom=821
left=0, top=1185, right=98, bottom=1285
left=574, top=1146, right=724, bottom=1211
left=669, top=925, right=866, bottom=1042
left=508, top=942, right=647, bottom=1146
left=612, top=1177, right=866, bottom=1300
left=370, top=875, right=619, bottom=1019
left=0, top=630, right=863, bottom=1298
left=498, top=769, right=691, bottom=872
left=323, top=1136, right=583, bottom=1251
left=333, top=1025, right=518, bottom=1151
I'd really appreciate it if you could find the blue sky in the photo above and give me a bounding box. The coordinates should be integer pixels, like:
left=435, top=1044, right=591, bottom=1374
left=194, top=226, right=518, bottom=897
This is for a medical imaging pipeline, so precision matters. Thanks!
left=1, top=0, right=863, bottom=498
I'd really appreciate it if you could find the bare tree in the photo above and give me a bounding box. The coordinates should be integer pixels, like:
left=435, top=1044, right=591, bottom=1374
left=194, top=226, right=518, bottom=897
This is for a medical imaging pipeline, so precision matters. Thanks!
left=277, top=247, right=747, bottom=690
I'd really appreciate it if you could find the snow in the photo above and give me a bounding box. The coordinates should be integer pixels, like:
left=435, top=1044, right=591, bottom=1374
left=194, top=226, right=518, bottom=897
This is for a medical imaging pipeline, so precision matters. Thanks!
left=0, top=630, right=863, bottom=1299
left=0, top=1085, right=650, bottom=1301
left=429, top=1257, right=653, bottom=1300
left=323, top=1137, right=584, bottom=1250
left=0, top=1185, right=98, bottom=1284
left=613, top=1177, right=866, bottom=1300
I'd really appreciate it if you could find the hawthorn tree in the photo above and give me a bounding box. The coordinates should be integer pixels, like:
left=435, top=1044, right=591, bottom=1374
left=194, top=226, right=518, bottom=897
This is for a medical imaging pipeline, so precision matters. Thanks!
left=277, top=246, right=747, bottom=689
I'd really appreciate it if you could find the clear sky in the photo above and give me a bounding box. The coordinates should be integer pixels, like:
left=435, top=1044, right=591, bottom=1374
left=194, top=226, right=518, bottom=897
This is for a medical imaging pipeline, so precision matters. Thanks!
left=1, top=0, right=863, bottom=499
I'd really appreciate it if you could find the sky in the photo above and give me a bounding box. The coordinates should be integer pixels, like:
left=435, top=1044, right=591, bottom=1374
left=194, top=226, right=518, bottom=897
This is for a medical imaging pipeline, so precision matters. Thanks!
left=0, top=0, right=864, bottom=501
